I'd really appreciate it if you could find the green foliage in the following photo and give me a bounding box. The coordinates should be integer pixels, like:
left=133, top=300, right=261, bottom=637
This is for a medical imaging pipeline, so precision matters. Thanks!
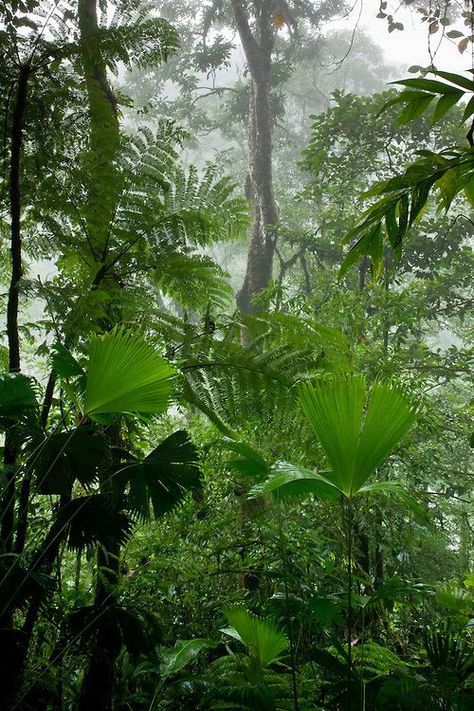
left=386, top=71, right=474, bottom=125
left=160, top=638, right=213, bottom=679
left=114, top=430, right=202, bottom=521
left=338, top=71, right=474, bottom=275
left=299, top=375, right=419, bottom=497
left=222, top=606, right=288, bottom=667
left=31, top=426, right=108, bottom=495
left=83, top=328, right=175, bottom=416
left=0, top=373, right=37, bottom=420
left=0, top=0, right=472, bottom=706
left=250, top=461, right=340, bottom=501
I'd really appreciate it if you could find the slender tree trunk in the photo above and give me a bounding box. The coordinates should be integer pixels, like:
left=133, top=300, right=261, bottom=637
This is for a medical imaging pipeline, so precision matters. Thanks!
left=346, top=497, right=354, bottom=709
left=232, top=0, right=278, bottom=314
left=0, top=65, right=30, bottom=708
left=78, top=0, right=120, bottom=258
left=1, top=64, right=29, bottom=551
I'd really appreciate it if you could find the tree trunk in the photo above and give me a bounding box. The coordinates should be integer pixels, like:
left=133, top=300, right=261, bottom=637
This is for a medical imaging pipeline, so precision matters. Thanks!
left=0, top=64, right=30, bottom=708
left=232, top=0, right=278, bottom=314
left=1, top=64, right=29, bottom=551
left=76, top=1, right=122, bottom=706
left=78, top=0, right=120, bottom=258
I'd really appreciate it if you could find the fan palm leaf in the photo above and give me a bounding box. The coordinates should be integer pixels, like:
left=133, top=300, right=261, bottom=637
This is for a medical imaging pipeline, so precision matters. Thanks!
left=299, top=376, right=418, bottom=498
left=222, top=606, right=288, bottom=668
left=83, top=328, right=175, bottom=416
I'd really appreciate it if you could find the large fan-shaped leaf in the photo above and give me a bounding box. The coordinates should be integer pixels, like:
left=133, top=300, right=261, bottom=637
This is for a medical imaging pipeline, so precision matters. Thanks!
left=222, top=606, right=288, bottom=667
left=83, top=329, right=175, bottom=416
left=32, top=426, right=108, bottom=496
left=57, top=494, right=133, bottom=551
left=0, top=374, right=37, bottom=419
left=116, top=430, right=202, bottom=520
left=299, top=376, right=418, bottom=497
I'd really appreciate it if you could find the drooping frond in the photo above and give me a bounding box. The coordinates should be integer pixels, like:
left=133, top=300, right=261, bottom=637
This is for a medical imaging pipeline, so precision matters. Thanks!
left=147, top=311, right=350, bottom=443
left=178, top=332, right=317, bottom=438
left=152, top=250, right=233, bottom=310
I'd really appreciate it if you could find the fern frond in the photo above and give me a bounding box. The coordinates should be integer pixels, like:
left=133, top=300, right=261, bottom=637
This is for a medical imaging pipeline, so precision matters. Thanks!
left=152, top=250, right=233, bottom=310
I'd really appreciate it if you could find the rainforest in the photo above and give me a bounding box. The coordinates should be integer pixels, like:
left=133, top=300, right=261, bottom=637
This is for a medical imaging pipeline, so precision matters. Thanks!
left=0, top=0, right=473, bottom=709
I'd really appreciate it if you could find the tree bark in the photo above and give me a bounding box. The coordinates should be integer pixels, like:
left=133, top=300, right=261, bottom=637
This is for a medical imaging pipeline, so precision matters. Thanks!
left=77, top=3, right=122, bottom=704
left=231, top=0, right=278, bottom=313
left=78, top=0, right=120, bottom=258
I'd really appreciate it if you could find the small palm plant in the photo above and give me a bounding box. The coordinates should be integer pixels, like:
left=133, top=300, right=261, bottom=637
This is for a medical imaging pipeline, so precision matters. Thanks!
left=210, top=606, right=289, bottom=710
left=251, top=375, right=419, bottom=704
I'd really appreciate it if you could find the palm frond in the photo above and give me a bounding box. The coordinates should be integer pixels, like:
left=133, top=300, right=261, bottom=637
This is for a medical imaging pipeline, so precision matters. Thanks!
left=299, top=376, right=418, bottom=497
left=115, top=430, right=202, bottom=521
left=354, top=382, right=419, bottom=492
left=222, top=606, right=288, bottom=667
left=249, top=461, right=340, bottom=501
left=82, top=328, right=175, bottom=416
left=299, top=376, right=366, bottom=496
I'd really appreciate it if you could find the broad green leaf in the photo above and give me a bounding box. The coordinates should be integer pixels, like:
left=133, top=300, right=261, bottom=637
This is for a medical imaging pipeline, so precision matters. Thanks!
left=462, top=95, right=474, bottom=122
left=299, top=376, right=366, bottom=496
left=249, top=461, right=340, bottom=500
left=51, top=343, right=84, bottom=378
left=363, top=576, right=429, bottom=609
left=220, top=438, right=270, bottom=480
left=339, top=222, right=383, bottom=281
left=463, top=573, right=474, bottom=588
left=432, top=70, right=474, bottom=92
left=396, top=78, right=463, bottom=94
left=398, top=94, right=435, bottom=124
left=357, top=481, right=428, bottom=523
left=432, top=92, right=463, bottom=123
left=463, top=176, right=474, bottom=208
left=83, top=328, right=175, bottom=416
left=222, top=606, right=288, bottom=667
left=160, top=638, right=213, bottom=679
left=299, top=377, right=418, bottom=497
